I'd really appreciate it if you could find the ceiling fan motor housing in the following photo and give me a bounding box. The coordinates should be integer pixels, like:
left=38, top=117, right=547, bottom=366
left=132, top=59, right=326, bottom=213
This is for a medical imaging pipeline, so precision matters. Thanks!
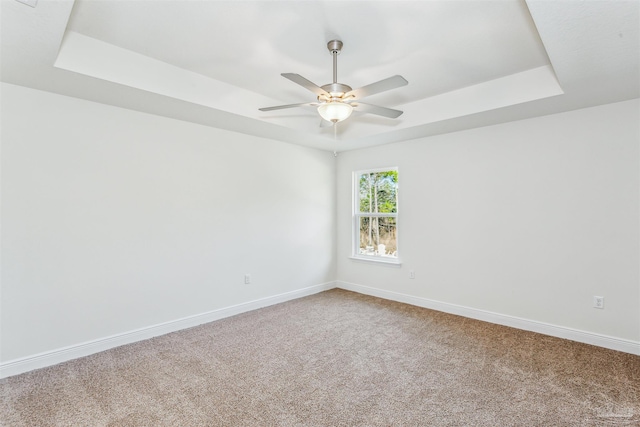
left=319, top=83, right=353, bottom=101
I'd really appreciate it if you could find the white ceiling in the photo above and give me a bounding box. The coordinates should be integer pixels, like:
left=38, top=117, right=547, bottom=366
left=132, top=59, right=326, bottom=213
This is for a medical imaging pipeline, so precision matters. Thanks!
left=1, top=0, right=638, bottom=152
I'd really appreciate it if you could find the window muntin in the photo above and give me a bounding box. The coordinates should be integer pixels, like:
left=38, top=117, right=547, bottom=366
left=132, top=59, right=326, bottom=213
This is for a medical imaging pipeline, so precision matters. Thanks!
left=353, top=169, right=398, bottom=261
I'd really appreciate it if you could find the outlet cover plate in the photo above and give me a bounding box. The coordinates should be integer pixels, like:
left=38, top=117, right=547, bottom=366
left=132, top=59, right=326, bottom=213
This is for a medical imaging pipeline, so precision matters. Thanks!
left=593, top=296, right=604, bottom=309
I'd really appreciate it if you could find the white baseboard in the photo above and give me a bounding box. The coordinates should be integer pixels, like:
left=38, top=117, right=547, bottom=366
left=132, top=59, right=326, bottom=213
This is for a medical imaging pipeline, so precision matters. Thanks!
left=0, top=282, right=336, bottom=379
left=3, top=280, right=637, bottom=379
left=337, top=281, right=640, bottom=356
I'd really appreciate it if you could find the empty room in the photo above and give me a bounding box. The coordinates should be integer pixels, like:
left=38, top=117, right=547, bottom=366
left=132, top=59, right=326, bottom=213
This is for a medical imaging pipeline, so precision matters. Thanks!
left=1, top=0, right=639, bottom=425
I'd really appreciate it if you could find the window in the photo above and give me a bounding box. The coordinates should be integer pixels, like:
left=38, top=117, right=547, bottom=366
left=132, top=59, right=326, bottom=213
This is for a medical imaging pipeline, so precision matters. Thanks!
left=353, top=168, right=399, bottom=262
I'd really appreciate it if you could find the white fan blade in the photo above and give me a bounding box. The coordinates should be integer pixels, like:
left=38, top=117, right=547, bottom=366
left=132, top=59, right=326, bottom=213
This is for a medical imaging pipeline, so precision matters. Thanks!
left=345, top=75, right=408, bottom=100
left=353, top=102, right=403, bottom=119
left=282, top=73, right=329, bottom=97
left=259, top=102, right=318, bottom=112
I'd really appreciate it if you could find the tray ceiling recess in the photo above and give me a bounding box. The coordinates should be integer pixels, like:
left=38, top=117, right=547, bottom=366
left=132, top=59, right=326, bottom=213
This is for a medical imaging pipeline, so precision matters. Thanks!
left=3, top=0, right=638, bottom=151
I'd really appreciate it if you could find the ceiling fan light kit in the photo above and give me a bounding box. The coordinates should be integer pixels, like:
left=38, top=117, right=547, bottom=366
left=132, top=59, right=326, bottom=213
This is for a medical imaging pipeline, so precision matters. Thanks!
left=318, top=101, right=353, bottom=123
left=259, top=40, right=408, bottom=126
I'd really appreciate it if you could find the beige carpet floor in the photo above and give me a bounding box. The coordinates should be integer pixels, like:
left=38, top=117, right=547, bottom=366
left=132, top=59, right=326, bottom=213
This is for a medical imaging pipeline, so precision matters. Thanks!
left=1, top=289, right=639, bottom=426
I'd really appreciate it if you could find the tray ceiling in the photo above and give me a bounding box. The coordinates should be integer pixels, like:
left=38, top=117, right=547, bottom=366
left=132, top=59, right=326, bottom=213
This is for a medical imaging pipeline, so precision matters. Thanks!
left=2, top=0, right=638, bottom=152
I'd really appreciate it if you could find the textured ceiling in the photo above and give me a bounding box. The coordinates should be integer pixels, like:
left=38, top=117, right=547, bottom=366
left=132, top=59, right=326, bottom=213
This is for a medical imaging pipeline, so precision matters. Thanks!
left=1, top=0, right=638, bottom=152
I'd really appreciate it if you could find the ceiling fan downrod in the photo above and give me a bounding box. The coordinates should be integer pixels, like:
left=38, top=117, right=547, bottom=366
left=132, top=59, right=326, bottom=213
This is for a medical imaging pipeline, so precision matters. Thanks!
left=328, top=39, right=342, bottom=84
left=321, top=40, right=352, bottom=97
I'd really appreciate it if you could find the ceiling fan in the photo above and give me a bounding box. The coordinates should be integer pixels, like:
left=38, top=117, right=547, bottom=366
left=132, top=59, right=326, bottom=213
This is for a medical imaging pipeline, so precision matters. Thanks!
left=259, top=40, right=408, bottom=125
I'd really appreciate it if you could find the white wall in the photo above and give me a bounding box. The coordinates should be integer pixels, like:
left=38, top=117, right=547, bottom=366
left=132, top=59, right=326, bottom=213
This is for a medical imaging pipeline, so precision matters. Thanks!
left=1, top=83, right=336, bottom=362
left=2, top=82, right=637, bottom=368
left=337, top=99, right=639, bottom=344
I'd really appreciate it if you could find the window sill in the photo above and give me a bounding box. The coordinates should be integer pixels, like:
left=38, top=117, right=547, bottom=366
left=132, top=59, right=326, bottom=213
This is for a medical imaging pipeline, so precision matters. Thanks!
left=349, top=256, right=402, bottom=266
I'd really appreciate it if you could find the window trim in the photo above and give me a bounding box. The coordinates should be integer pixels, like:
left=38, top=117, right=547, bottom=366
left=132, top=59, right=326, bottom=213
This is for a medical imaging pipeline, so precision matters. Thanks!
left=351, top=167, right=401, bottom=265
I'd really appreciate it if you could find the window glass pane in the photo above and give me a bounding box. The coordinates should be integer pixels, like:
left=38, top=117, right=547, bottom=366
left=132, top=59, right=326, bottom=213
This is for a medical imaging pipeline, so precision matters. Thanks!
left=358, top=216, right=397, bottom=257
left=358, top=171, right=398, bottom=214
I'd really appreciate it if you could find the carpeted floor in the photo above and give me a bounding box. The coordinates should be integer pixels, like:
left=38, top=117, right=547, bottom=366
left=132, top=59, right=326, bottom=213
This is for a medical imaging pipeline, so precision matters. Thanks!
left=1, top=289, right=639, bottom=426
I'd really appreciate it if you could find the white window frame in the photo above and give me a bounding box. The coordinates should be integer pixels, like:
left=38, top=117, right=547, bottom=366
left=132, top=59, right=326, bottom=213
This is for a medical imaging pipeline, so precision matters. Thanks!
left=351, top=167, right=401, bottom=265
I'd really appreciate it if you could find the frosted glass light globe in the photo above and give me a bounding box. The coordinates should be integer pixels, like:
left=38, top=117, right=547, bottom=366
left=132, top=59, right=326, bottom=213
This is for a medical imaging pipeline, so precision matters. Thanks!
left=317, top=101, right=353, bottom=123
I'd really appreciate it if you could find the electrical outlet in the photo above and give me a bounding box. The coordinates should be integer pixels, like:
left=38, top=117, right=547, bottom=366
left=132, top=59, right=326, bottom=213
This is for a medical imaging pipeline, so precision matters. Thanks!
left=244, top=274, right=251, bottom=284
left=409, top=270, right=415, bottom=279
left=593, top=296, right=604, bottom=309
